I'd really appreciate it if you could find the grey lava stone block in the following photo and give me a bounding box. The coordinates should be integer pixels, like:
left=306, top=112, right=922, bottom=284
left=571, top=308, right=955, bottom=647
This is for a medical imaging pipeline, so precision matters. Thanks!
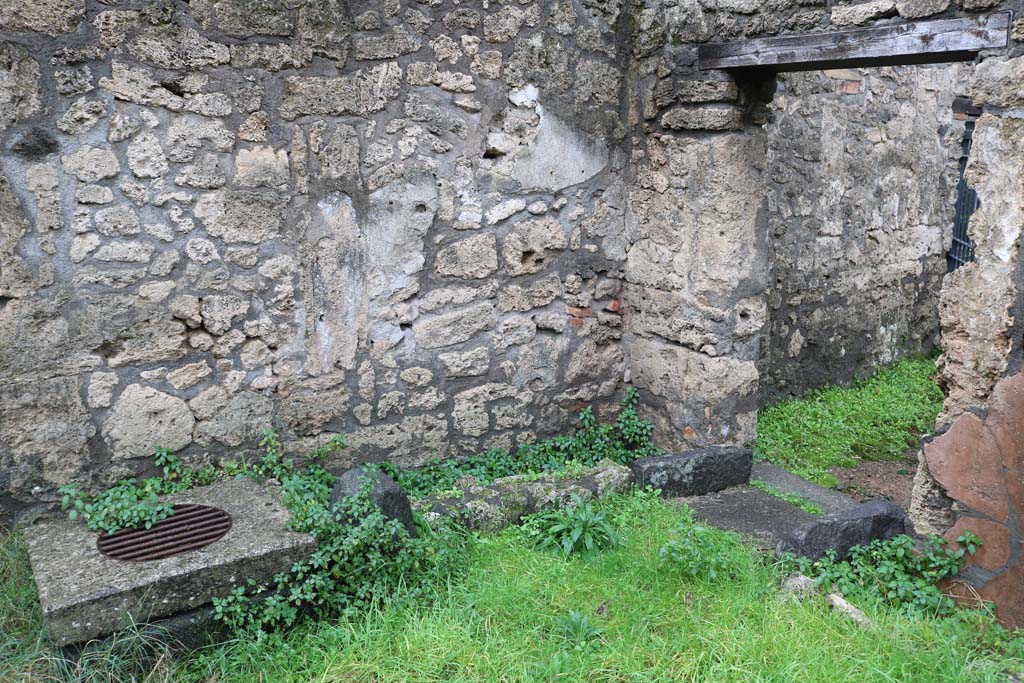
left=630, top=446, right=752, bottom=497
left=329, top=468, right=417, bottom=537
left=778, top=500, right=909, bottom=560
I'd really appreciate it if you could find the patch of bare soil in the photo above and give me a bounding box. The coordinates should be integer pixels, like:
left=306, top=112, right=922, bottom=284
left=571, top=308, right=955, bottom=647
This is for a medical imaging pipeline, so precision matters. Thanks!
left=830, top=457, right=918, bottom=509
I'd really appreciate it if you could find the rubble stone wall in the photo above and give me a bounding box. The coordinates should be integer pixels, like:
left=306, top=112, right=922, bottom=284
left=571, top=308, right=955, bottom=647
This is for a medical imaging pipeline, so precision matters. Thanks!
left=910, top=87, right=1024, bottom=626
left=0, top=0, right=636, bottom=522
left=763, top=66, right=964, bottom=399
left=4, top=0, right=1024, bottom=629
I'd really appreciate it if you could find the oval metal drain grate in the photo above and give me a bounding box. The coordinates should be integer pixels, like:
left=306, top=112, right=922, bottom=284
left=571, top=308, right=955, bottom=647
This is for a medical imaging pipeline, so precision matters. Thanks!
left=96, top=504, right=232, bottom=562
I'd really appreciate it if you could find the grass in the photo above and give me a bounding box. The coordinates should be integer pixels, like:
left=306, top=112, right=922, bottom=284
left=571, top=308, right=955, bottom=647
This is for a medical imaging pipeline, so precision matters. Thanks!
left=5, top=493, right=1020, bottom=683
left=755, top=355, right=944, bottom=486
left=749, top=479, right=824, bottom=516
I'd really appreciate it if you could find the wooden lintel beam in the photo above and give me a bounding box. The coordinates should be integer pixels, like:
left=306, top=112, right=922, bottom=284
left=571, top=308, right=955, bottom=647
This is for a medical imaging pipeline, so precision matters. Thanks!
left=698, top=12, right=1011, bottom=72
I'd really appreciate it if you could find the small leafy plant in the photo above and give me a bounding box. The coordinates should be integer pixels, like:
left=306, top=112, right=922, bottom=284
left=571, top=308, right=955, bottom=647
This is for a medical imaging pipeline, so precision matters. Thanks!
left=555, top=610, right=603, bottom=652
left=531, top=651, right=573, bottom=680
left=211, top=447, right=468, bottom=632
left=799, top=531, right=982, bottom=615
left=659, top=506, right=745, bottom=581
left=528, top=496, right=623, bottom=558
left=59, top=449, right=217, bottom=534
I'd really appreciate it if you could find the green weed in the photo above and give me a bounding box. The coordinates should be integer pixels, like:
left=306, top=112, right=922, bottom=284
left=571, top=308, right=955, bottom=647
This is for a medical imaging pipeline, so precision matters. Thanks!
left=749, top=479, right=825, bottom=516
left=4, top=492, right=1022, bottom=683
left=373, top=388, right=661, bottom=498
left=800, top=532, right=983, bottom=616
left=527, top=496, right=624, bottom=557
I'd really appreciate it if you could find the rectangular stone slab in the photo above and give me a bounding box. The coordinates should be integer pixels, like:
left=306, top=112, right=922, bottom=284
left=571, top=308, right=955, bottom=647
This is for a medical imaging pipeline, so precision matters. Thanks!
left=26, top=478, right=315, bottom=646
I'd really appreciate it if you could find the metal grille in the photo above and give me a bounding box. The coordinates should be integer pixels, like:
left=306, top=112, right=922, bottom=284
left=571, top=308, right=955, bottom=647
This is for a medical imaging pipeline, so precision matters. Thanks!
left=96, top=504, right=232, bottom=562
left=948, top=118, right=979, bottom=272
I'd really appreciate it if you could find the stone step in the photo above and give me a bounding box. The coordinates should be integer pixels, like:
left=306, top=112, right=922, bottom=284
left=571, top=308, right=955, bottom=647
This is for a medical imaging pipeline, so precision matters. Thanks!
left=26, top=478, right=315, bottom=646
left=676, top=485, right=818, bottom=551
left=677, top=474, right=909, bottom=560
left=750, top=462, right=860, bottom=515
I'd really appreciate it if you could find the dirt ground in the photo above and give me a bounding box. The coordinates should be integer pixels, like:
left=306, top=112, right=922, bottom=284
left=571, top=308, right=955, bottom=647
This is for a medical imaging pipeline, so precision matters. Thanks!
left=830, top=457, right=919, bottom=509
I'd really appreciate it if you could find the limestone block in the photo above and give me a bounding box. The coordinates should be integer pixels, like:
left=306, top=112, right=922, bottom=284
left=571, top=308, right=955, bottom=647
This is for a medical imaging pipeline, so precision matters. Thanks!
left=108, top=320, right=188, bottom=367
left=509, top=113, right=609, bottom=192
left=99, top=62, right=185, bottom=112
left=75, top=185, right=113, bottom=205
left=353, top=28, right=421, bottom=60
left=969, top=56, right=1024, bottom=109
left=676, top=78, right=739, bottom=103
left=62, top=146, right=120, bottom=183
left=498, top=273, right=562, bottom=312
left=0, top=0, right=84, bottom=34
left=194, top=190, right=286, bottom=243
left=104, top=384, right=195, bottom=458
left=829, top=0, right=897, bottom=26
left=435, top=233, right=498, bottom=279
left=56, top=98, right=107, bottom=135
left=414, top=303, right=495, bottom=349
left=191, top=0, right=295, bottom=37
left=167, top=361, right=213, bottom=390
left=93, top=241, right=155, bottom=263
left=661, top=105, right=742, bottom=131
left=502, top=217, right=568, bottom=276
left=200, top=295, right=249, bottom=335
left=0, top=174, right=33, bottom=298
left=365, top=176, right=438, bottom=299
left=230, top=43, right=312, bottom=70
left=195, top=391, right=273, bottom=447
left=127, top=26, right=229, bottom=70
left=485, top=198, right=526, bottom=225
left=346, top=414, right=450, bottom=467
left=309, top=122, right=359, bottom=182
left=94, top=205, right=141, bottom=237
left=127, top=133, right=169, bottom=179
left=280, top=63, right=402, bottom=119
left=302, top=193, right=365, bottom=374
left=176, top=155, right=228, bottom=189
left=896, top=0, right=949, bottom=17
left=165, top=115, right=235, bottom=162
left=1, top=376, right=93, bottom=491
left=234, top=146, right=290, bottom=188
left=439, top=347, right=490, bottom=377
left=87, top=372, right=118, bottom=408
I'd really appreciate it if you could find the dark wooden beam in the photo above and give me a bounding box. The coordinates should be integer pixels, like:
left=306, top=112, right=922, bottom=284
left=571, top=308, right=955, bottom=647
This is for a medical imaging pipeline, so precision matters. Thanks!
left=698, top=13, right=1011, bottom=72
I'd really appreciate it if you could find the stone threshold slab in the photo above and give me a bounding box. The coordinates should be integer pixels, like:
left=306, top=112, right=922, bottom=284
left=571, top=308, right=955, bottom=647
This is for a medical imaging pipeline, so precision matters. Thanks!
left=26, top=478, right=315, bottom=646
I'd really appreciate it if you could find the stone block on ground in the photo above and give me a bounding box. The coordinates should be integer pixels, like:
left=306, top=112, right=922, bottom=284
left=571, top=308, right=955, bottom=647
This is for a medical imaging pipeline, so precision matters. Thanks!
left=412, top=459, right=634, bottom=532
left=680, top=486, right=818, bottom=550
left=778, top=500, right=909, bottom=560
left=329, top=467, right=417, bottom=537
left=751, top=462, right=859, bottom=515
left=26, top=479, right=316, bottom=646
left=631, top=447, right=752, bottom=497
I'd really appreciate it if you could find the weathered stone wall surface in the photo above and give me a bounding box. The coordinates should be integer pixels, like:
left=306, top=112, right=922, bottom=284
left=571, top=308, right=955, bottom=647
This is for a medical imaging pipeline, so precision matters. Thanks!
left=910, top=65, right=1024, bottom=626
left=632, top=0, right=1024, bottom=49
left=620, top=35, right=773, bottom=452
left=763, top=66, right=963, bottom=399
left=0, top=0, right=635, bottom=522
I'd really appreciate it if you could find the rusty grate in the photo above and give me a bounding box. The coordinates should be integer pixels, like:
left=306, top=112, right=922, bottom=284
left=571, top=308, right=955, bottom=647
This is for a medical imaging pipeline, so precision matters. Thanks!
left=96, top=504, right=232, bottom=562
